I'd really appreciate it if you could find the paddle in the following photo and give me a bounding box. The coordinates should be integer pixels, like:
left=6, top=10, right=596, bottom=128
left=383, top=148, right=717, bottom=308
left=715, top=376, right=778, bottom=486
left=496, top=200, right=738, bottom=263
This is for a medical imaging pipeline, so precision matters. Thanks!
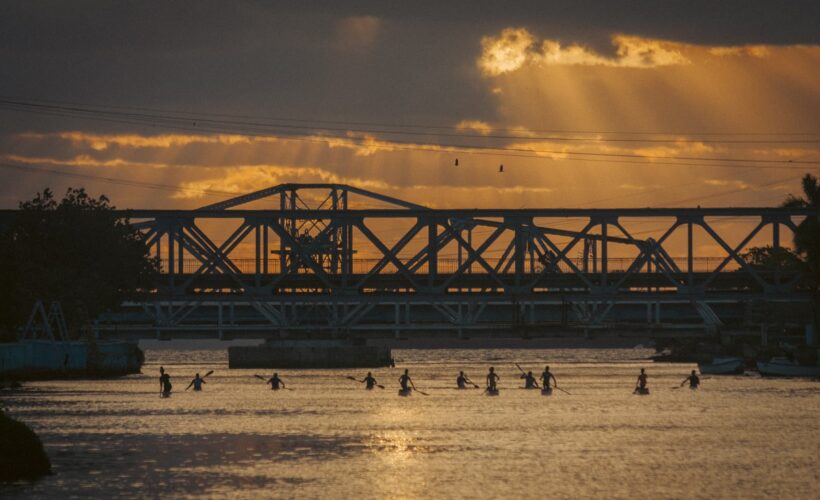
left=409, top=380, right=428, bottom=396
left=554, top=386, right=572, bottom=395
left=346, top=375, right=385, bottom=389
left=255, top=374, right=292, bottom=390
left=185, top=370, right=213, bottom=391
left=515, top=362, right=540, bottom=389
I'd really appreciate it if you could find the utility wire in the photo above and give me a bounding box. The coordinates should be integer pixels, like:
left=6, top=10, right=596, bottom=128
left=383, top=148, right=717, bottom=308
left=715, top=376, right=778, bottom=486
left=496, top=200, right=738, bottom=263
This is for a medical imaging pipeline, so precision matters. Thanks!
left=0, top=162, right=235, bottom=198
left=3, top=95, right=818, bottom=138
left=2, top=98, right=820, bottom=167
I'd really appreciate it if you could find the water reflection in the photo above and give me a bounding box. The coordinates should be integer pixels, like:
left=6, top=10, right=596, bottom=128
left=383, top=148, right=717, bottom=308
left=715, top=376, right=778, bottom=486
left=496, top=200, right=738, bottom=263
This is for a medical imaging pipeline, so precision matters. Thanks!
left=1, top=349, right=818, bottom=499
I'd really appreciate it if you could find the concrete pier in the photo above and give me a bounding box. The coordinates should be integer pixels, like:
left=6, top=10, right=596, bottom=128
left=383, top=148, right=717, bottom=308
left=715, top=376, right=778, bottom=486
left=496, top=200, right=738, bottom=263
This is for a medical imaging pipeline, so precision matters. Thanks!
left=0, top=340, right=143, bottom=379
left=228, top=340, right=393, bottom=369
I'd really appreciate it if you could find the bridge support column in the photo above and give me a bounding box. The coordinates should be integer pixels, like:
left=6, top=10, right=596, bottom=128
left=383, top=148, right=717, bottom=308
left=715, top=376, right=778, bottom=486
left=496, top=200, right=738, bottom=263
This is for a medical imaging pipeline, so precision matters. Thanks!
left=394, top=303, right=401, bottom=339
left=218, top=303, right=223, bottom=340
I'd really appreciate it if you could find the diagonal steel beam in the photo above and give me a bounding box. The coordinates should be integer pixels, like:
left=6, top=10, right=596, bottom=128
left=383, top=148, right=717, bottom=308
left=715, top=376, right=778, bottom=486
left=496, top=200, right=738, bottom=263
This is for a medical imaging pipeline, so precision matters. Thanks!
left=700, top=219, right=768, bottom=289
left=354, top=220, right=424, bottom=290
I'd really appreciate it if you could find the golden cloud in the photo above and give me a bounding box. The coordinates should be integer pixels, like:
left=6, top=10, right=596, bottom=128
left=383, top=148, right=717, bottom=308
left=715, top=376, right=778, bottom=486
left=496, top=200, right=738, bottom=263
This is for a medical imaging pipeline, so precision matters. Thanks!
left=708, top=45, right=771, bottom=58
left=479, top=28, right=536, bottom=76
left=0, top=153, right=168, bottom=169
left=455, top=120, right=493, bottom=135
left=172, top=165, right=394, bottom=200
left=479, top=29, right=690, bottom=75
left=18, top=131, right=260, bottom=150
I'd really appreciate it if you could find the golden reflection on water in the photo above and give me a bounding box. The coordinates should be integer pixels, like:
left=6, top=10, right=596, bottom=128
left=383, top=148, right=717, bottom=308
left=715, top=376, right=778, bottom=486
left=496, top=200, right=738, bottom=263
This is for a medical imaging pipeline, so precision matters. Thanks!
left=1, top=349, right=818, bottom=499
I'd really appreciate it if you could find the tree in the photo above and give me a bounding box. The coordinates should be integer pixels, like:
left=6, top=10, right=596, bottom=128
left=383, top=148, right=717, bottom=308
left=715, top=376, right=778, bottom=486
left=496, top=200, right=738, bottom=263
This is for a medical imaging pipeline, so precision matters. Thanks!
left=0, top=188, right=159, bottom=341
left=781, top=173, right=820, bottom=333
left=741, top=245, right=803, bottom=273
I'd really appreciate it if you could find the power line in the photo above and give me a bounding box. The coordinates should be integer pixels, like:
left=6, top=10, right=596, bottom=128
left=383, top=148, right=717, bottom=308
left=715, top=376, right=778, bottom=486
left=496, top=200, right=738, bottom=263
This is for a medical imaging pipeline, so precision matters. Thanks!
left=3, top=95, right=819, bottom=138
left=5, top=98, right=819, bottom=144
left=0, top=162, right=235, bottom=199
left=2, top=98, right=820, bottom=167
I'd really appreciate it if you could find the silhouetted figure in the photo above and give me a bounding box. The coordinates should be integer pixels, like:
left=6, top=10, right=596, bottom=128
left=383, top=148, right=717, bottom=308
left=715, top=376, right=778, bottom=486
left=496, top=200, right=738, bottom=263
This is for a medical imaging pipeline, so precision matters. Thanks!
left=267, top=372, right=285, bottom=390
left=499, top=164, right=504, bottom=173
left=540, top=366, right=557, bottom=389
left=520, top=371, right=538, bottom=389
left=456, top=371, right=474, bottom=389
left=486, top=367, right=500, bottom=391
left=159, top=366, right=172, bottom=397
left=635, top=368, right=649, bottom=394
left=681, top=370, right=700, bottom=389
left=398, top=369, right=413, bottom=391
left=361, top=372, right=377, bottom=390
left=186, top=373, right=206, bottom=391
left=454, top=158, right=459, bottom=166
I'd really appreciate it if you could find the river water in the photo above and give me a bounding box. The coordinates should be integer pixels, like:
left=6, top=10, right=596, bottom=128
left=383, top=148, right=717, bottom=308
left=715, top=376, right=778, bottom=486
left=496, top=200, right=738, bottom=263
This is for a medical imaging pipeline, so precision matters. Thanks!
left=1, top=348, right=818, bottom=499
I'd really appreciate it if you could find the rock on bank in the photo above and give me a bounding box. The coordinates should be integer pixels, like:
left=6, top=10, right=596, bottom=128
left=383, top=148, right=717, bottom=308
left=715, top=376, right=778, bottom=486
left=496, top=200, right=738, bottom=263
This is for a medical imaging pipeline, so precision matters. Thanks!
left=0, top=411, right=51, bottom=481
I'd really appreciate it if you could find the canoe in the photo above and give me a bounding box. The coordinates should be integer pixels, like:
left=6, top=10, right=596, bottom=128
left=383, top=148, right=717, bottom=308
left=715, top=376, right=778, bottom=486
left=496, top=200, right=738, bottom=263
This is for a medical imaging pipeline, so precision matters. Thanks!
left=757, top=358, right=820, bottom=378
left=398, top=388, right=412, bottom=396
left=541, top=387, right=553, bottom=396
left=486, top=389, right=500, bottom=396
left=698, top=357, right=744, bottom=375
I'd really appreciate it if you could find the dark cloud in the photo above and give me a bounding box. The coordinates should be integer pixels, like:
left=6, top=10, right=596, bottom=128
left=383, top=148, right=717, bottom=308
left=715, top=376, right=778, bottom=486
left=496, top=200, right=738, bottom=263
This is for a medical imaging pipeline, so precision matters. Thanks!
left=1, top=1, right=817, bottom=130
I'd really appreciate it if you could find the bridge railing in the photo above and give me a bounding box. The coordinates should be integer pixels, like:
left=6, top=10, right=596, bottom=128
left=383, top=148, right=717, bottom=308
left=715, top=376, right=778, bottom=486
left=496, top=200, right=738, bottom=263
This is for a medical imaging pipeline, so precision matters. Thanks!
left=157, top=256, right=738, bottom=275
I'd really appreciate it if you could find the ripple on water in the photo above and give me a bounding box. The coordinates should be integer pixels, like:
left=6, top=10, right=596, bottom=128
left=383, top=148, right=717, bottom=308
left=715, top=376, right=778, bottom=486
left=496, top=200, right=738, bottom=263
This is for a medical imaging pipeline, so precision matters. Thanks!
left=0, top=349, right=818, bottom=499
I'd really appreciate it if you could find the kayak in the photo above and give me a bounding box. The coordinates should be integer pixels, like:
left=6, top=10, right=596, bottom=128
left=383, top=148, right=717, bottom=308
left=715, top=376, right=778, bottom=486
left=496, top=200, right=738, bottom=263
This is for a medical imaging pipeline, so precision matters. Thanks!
left=757, top=358, right=820, bottom=378
left=486, top=388, right=500, bottom=396
left=398, top=388, right=412, bottom=396
left=541, top=387, right=553, bottom=396
left=698, top=357, right=744, bottom=375
left=634, top=387, right=650, bottom=395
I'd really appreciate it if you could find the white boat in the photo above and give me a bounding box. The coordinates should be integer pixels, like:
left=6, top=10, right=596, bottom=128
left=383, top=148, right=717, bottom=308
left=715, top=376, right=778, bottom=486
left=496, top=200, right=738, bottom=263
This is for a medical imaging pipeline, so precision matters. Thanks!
left=757, top=358, right=820, bottom=378
left=698, top=357, right=744, bottom=375
left=541, top=387, right=553, bottom=396
left=398, top=388, right=412, bottom=396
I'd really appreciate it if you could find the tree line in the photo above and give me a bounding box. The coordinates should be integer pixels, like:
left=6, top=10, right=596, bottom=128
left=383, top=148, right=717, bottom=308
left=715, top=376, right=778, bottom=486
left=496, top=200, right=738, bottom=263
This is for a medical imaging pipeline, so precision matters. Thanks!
left=0, top=188, right=159, bottom=341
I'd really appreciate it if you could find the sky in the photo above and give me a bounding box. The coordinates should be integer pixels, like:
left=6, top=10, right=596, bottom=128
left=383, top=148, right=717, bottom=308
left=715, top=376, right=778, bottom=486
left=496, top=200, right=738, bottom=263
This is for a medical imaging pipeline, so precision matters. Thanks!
left=1, top=1, right=819, bottom=258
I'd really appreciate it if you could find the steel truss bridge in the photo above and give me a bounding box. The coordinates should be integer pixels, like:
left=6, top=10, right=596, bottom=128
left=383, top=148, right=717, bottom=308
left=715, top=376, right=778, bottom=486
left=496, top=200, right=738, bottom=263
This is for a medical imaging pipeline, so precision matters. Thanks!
left=93, top=184, right=815, bottom=339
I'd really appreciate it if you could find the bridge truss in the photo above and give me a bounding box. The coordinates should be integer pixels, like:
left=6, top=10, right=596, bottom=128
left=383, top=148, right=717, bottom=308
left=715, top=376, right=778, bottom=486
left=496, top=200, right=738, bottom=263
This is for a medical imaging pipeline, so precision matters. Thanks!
left=98, top=184, right=815, bottom=339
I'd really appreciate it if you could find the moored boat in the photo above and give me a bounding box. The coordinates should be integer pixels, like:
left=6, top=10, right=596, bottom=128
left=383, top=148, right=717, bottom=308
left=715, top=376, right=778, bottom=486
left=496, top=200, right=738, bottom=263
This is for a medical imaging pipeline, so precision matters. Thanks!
left=757, top=358, right=820, bottom=378
left=698, top=357, right=744, bottom=375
